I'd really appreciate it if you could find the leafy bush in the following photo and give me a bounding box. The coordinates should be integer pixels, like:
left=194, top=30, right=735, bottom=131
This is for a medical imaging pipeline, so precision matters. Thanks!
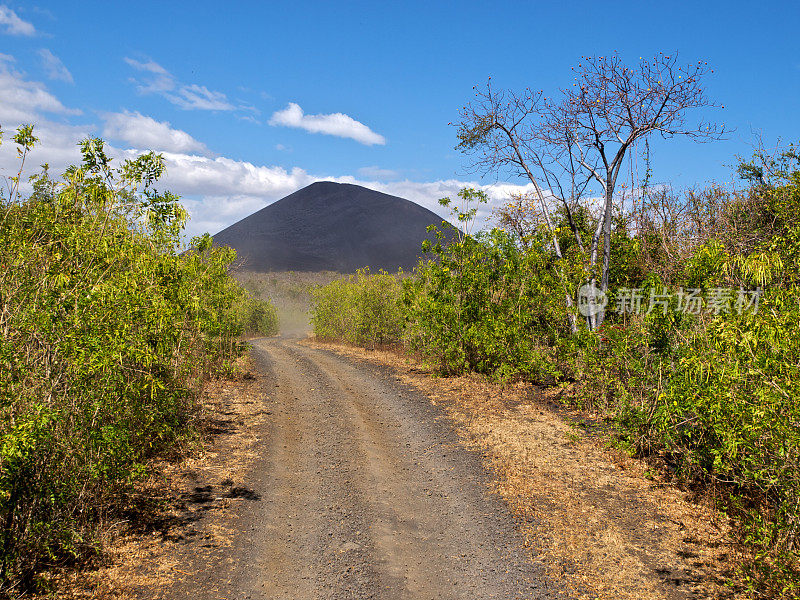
left=652, top=164, right=800, bottom=593
left=404, top=232, right=569, bottom=380
left=403, top=189, right=579, bottom=381
left=311, top=268, right=404, bottom=347
left=0, top=127, right=247, bottom=590
left=310, top=164, right=800, bottom=594
left=570, top=154, right=800, bottom=594
left=238, top=297, right=279, bottom=336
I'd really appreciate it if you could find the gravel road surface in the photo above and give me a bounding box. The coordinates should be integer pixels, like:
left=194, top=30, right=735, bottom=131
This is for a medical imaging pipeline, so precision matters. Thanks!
left=171, top=337, right=560, bottom=599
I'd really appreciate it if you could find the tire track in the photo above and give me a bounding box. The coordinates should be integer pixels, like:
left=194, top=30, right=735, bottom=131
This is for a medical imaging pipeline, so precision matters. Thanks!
left=171, top=337, right=560, bottom=600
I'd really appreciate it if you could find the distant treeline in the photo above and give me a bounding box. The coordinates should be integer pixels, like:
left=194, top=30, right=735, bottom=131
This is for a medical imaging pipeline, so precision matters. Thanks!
left=312, top=150, right=800, bottom=597
left=0, top=127, right=275, bottom=593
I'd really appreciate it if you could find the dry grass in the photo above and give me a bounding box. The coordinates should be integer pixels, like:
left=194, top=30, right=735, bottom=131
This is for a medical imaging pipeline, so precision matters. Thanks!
left=35, top=354, right=270, bottom=599
left=307, top=339, right=743, bottom=600
left=36, top=336, right=744, bottom=599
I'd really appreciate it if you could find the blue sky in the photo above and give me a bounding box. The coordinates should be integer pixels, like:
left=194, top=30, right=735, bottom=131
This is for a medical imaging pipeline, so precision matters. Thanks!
left=0, top=1, right=798, bottom=238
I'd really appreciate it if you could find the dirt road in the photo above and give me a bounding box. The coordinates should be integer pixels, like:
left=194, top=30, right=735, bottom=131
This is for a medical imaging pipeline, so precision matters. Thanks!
left=169, top=337, right=559, bottom=599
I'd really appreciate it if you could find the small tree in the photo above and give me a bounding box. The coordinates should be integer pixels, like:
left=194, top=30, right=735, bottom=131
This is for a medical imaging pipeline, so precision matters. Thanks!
left=457, top=52, right=726, bottom=328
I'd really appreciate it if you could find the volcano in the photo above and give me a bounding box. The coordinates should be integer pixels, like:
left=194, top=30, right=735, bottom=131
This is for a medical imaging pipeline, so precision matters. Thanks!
left=211, top=181, right=447, bottom=273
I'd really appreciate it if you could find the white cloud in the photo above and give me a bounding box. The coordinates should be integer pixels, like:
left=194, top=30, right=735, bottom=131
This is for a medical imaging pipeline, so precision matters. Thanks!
left=269, top=102, right=386, bottom=146
left=180, top=194, right=279, bottom=239
left=0, top=59, right=94, bottom=193
left=358, top=165, right=400, bottom=181
left=238, top=115, right=261, bottom=125
left=38, top=49, right=74, bottom=84
left=157, top=152, right=313, bottom=199
left=0, top=57, right=81, bottom=123
left=168, top=84, right=235, bottom=111
left=124, top=57, right=170, bottom=76
left=124, top=57, right=174, bottom=94
left=0, top=5, right=35, bottom=36
left=101, top=110, right=210, bottom=154
left=125, top=56, right=237, bottom=111
left=0, top=64, right=533, bottom=240
left=359, top=179, right=539, bottom=229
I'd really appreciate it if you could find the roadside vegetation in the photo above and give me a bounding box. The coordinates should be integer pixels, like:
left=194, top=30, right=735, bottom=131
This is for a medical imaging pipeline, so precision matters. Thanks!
left=312, top=53, right=800, bottom=598
left=311, top=268, right=405, bottom=347
left=312, top=147, right=800, bottom=599
left=0, top=126, right=275, bottom=594
left=237, top=270, right=340, bottom=336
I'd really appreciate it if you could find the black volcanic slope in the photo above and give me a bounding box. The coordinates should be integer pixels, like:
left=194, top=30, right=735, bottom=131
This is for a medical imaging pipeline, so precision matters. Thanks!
left=212, top=181, right=446, bottom=273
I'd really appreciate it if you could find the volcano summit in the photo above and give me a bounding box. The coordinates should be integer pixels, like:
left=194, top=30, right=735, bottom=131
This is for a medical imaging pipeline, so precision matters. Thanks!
left=212, top=181, right=446, bottom=273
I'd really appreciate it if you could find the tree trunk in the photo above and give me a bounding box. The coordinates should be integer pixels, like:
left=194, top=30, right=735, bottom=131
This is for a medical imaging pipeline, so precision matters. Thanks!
left=600, top=183, right=614, bottom=293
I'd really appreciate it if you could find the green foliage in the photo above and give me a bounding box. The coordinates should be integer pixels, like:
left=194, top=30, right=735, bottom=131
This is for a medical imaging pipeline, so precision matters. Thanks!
left=311, top=268, right=404, bottom=348
left=654, top=168, right=800, bottom=594
left=406, top=189, right=581, bottom=381
left=310, top=164, right=800, bottom=594
left=238, top=297, right=279, bottom=336
left=578, top=160, right=800, bottom=595
left=405, top=235, right=571, bottom=380
left=0, top=126, right=248, bottom=591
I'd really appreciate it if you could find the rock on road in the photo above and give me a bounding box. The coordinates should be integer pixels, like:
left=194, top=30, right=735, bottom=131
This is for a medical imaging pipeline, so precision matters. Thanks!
left=171, top=337, right=561, bottom=600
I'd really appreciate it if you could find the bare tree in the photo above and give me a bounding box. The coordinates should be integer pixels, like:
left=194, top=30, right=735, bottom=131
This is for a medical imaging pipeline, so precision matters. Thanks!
left=457, top=52, right=726, bottom=328
left=492, top=192, right=543, bottom=250
left=456, top=85, right=586, bottom=331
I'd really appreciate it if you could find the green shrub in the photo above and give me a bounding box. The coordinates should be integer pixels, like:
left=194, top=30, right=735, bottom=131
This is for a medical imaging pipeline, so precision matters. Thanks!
left=403, top=189, right=578, bottom=381
left=576, top=154, right=800, bottom=595
left=239, top=297, right=279, bottom=336
left=0, top=128, right=247, bottom=590
left=311, top=268, right=404, bottom=347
